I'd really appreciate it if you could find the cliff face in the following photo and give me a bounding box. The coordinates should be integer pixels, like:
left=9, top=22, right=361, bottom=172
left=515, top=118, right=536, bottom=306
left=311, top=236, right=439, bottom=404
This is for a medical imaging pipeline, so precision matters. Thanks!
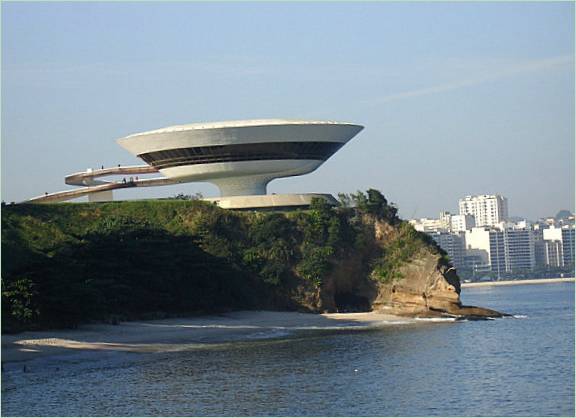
left=367, top=218, right=460, bottom=315
left=370, top=251, right=461, bottom=315
left=369, top=254, right=506, bottom=318
left=302, top=219, right=505, bottom=319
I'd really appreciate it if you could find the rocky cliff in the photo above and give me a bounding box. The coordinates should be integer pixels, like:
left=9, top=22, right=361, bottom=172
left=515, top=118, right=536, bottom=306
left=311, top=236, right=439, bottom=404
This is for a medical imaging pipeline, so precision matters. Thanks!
left=370, top=218, right=505, bottom=318
left=283, top=217, right=506, bottom=319
left=369, top=251, right=505, bottom=318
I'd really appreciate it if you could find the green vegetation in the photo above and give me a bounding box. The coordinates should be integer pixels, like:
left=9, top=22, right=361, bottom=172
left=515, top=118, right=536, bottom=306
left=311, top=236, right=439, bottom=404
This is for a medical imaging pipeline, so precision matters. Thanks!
left=1, top=190, right=447, bottom=332
left=338, top=189, right=400, bottom=224
left=370, top=221, right=445, bottom=283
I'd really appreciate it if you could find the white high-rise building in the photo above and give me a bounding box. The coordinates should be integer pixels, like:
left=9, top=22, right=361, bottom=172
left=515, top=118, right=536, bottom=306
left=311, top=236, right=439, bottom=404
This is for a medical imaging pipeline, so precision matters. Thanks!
left=464, top=224, right=535, bottom=276
left=503, top=227, right=535, bottom=272
left=459, top=194, right=508, bottom=227
left=450, top=214, right=476, bottom=232
left=464, top=228, right=503, bottom=275
left=542, top=225, right=575, bottom=268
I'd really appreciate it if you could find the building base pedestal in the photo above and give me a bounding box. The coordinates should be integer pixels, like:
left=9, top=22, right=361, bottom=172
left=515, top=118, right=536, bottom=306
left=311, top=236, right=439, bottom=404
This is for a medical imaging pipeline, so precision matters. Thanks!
left=203, top=193, right=338, bottom=210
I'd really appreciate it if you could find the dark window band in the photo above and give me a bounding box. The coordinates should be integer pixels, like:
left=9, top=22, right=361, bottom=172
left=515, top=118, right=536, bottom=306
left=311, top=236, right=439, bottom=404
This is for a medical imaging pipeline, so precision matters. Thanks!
left=138, top=141, right=344, bottom=169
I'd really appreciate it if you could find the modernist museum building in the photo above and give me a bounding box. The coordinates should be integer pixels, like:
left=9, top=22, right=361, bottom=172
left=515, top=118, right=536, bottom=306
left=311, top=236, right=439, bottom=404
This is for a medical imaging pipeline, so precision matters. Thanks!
left=29, top=119, right=364, bottom=209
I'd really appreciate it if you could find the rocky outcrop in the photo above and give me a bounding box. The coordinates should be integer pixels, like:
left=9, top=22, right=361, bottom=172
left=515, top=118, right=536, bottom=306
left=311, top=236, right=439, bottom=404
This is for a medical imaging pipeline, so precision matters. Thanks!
left=371, top=220, right=507, bottom=319
left=316, top=219, right=508, bottom=319
left=371, top=251, right=458, bottom=314
left=370, top=250, right=507, bottom=319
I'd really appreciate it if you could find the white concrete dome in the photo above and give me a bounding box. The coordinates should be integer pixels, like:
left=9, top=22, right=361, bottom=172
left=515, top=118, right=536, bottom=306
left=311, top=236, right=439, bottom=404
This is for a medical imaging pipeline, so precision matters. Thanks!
left=117, top=119, right=364, bottom=196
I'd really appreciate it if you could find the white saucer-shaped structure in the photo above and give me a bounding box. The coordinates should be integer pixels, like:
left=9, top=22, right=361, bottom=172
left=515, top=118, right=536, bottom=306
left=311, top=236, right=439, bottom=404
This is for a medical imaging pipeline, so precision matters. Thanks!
left=117, top=119, right=364, bottom=196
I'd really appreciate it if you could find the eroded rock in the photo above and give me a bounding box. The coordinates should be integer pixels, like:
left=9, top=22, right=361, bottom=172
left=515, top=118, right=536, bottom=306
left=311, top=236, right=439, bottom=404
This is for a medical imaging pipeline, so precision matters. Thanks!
left=332, top=219, right=506, bottom=319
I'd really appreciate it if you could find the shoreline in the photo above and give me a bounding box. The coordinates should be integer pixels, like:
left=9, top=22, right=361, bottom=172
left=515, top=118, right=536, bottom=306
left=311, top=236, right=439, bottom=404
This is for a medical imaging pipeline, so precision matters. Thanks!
left=1, top=311, right=412, bottom=366
left=461, top=277, right=575, bottom=288
left=5, top=279, right=570, bottom=366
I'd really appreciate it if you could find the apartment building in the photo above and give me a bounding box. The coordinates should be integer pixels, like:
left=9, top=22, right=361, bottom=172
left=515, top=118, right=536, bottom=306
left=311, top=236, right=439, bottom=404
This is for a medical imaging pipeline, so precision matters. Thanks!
left=459, top=195, right=508, bottom=227
left=428, top=231, right=465, bottom=268
left=450, top=214, right=476, bottom=232
left=542, top=225, right=575, bottom=268
left=464, top=224, right=534, bottom=276
left=410, top=212, right=475, bottom=234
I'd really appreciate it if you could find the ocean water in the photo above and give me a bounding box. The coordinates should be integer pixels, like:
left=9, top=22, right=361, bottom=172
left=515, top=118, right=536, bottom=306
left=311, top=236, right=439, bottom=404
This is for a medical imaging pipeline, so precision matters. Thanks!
left=2, top=283, right=574, bottom=417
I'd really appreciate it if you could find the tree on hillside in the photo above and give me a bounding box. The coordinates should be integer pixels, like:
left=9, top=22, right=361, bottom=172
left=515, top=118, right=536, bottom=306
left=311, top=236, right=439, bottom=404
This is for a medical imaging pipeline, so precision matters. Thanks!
left=341, top=189, right=400, bottom=224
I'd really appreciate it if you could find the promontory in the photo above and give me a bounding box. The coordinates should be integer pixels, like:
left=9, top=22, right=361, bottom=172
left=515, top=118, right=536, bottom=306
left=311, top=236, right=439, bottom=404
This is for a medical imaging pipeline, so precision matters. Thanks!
left=1, top=189, right=505, bottom=333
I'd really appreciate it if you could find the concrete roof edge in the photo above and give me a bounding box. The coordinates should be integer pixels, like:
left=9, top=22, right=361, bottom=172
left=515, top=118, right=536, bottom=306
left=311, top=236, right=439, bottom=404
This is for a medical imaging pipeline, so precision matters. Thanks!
left=120, top=119, right=364, bottom=140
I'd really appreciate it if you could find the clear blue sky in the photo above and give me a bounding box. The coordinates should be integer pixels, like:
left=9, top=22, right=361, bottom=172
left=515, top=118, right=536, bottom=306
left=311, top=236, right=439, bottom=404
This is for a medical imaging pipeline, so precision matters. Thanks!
left=2, top=2, right=574, bottom=220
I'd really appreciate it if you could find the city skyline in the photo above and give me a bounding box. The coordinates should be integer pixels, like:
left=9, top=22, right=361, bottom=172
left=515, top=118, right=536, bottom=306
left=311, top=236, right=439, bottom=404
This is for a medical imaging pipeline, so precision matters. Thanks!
left=2, top=2, right=574, bottom=219
left=409, top=193, right=574, bottom=279
left=412, top=192, right=573, bottom=223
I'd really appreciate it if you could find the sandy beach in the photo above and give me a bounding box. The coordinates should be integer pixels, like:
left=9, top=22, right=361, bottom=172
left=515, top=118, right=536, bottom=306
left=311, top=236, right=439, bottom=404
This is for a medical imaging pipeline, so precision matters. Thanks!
left=1, top=310, right=412, bottom=365
left=461, top=277, right=575, bottom=288
left=4, top=279, right=572, bottom=365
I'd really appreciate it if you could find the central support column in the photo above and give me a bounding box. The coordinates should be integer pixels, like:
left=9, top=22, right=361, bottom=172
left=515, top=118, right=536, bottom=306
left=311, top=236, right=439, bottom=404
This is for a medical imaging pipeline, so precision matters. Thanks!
left=211, top=176, right=271, bottom=196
